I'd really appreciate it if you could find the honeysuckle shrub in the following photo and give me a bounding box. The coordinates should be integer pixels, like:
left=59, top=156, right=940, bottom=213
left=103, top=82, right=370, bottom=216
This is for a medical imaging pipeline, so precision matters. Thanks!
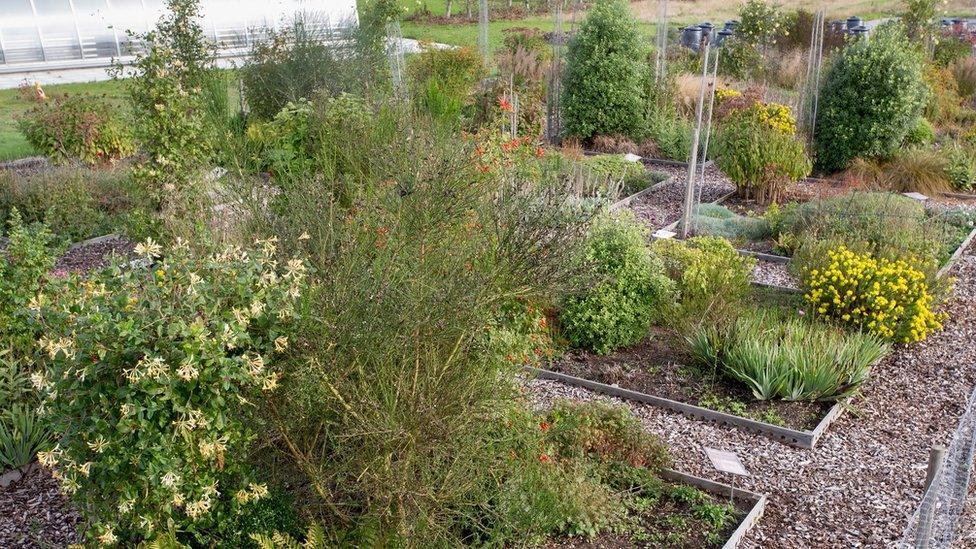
left=716, top=102, right=811, bottom=204
left=32, top=237, right=307, bottom=545
left=802, top=246, right=947, bottom=343
left=560, top=212, right=674, bottom=355
left=16, top=93, right=135, bottom=166
left=814, top=23, right=928, bottom=173
left=113, top=0, right=216, bottom=206
left=561, top=0, right=651, bottom=142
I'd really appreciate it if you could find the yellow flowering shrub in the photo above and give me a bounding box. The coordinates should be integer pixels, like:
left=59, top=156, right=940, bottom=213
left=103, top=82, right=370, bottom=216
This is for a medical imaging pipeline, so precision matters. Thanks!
left=755, top=102, right=797, bottom=136
left=715, top=87, right=743, bottom=102
left=803, top=246, right=946, bottom=343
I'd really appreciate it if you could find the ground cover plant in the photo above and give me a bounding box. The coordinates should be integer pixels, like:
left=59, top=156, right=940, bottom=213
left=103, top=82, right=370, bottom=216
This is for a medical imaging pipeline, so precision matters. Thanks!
left=15, top=93, right=134, bottom=166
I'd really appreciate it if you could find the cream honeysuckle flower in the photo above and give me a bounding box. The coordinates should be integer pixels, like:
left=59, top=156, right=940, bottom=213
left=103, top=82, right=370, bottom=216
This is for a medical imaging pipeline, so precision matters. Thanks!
left=97, top=526, right=117, bottom=546
left=247, top=354, right=265, bottom=377
left=274, top=336, right=289, bottom=353
left=177, top=359, right=199, bottom=381
left=249, top=300, right=265, bottom=317
left=134, top=237, right=162, bottom=259
left=77, top=461, right=92, bottom=477
left=187, top=272, right=203, bottom=294
left=249, top=483, right=269, bottom=500
left=30, top=371, right=49, bottom=390
left=161, top=471, right=180, bottom=489
left=37, top=448, right=59, bottom=468
left=118, top=496, right=135, bottom=515
left=284, top=258, right=307, bottom=280
left=88, top=436, right=108, bottom=454
left=119, top=403, right=134, bottom=417
left=262, top=373, right=280, bottom=392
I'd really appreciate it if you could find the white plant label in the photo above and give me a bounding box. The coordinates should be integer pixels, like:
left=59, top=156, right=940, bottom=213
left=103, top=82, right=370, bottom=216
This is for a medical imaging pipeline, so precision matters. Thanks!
left=704, top=447, right=750, bottom=477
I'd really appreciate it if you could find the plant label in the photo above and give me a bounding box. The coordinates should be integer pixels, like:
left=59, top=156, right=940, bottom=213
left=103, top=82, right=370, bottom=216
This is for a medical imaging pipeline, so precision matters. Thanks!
left=704, top=447, right=749, bottom=477
left=902, top=192, right=929, bottom=201
left=652, top=229, right=677, bottom=240
left=624, top=153, right=641, bottom=163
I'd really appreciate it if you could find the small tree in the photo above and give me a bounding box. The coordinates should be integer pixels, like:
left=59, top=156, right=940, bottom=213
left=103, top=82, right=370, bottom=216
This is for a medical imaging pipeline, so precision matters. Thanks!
left=561, top=0, right=651, bottom=143
left=814, top=24, right=928, bottom=173
left=113, top=0, right=216, bottom=207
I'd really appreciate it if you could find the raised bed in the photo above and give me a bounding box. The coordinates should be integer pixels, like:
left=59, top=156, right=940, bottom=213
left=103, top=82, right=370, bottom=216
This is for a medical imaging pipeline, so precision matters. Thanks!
left=659, top=468, right=766, bottom=549
left=528, top=366, right=850, bottom=449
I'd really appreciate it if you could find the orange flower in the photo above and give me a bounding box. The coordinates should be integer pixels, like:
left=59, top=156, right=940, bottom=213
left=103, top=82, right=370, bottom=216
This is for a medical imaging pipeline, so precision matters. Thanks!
left=499, top=97, right=513, bottom=112
left=539, top=454, right=551, bottom=463
left=538, top=317, right=547, bottom=329
left=539, top=421, right=550, bottom=432
left=535, top=146, right=545, bottom=158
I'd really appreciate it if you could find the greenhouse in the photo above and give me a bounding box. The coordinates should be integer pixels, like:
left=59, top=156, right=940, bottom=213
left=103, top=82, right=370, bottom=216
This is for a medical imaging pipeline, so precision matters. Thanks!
left=0, top=0, right=356, bottom=70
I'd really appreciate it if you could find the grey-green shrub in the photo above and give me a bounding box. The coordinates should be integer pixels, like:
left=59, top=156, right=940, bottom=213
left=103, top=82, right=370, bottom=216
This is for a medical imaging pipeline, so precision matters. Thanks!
left=815, top=24, right=928, bottom=172
left=688, top=309, right=889, bottom=401
left=560, top=212, right=673, bottom=354
left=693, top=204, right=772, bottom=242
left=561, top=0, right=651, bottom=142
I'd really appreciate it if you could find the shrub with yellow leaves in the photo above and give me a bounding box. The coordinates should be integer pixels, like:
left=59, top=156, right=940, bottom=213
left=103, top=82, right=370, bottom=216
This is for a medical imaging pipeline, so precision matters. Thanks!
left=803, top=246, right=946, bottom=343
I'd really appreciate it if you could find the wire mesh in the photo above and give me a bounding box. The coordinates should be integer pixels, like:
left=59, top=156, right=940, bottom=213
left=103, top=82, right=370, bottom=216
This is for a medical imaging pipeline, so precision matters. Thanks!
left=900, top=386, right=976, bottom=548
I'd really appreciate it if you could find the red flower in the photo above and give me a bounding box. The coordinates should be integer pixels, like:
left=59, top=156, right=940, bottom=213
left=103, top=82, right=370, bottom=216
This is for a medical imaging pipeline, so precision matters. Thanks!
left=539, top=454, right=551, bottom=463
left=535, top=147, right=545, bottom=158
left=539, top=421, right=550, bottom=432
left=499, top=97, right=513, bottom=112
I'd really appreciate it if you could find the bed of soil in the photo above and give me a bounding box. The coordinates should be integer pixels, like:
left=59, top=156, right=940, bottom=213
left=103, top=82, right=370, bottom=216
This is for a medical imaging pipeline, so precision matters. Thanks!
left=542, top=482, right=746, bottom=549
left=547, top=327, right=832, bottom=432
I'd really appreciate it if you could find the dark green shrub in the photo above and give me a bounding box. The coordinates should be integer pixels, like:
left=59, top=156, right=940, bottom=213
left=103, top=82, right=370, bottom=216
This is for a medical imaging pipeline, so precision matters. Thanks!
left=0, top=212, right=60, bottom=358
left=648, top=111, right=694, bottom=161
left=213, top=490, right=305, bottom=548
left=814, top=24, right=928, bottom=173
left=562, top=0, right=651, bottom=142
left=560, top=212, right=673, bottom=354
left=16, top=93, right=134, bottom=166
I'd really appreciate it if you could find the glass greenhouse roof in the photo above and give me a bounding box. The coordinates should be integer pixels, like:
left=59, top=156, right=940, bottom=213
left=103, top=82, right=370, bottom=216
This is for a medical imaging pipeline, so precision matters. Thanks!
left=0, top=0, right=357, bottom=70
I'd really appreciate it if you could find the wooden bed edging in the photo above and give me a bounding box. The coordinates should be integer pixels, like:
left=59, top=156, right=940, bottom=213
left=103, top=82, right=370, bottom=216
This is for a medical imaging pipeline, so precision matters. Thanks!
left=609, top=175, right=675, bottom=211
left=659, top=468, right=767, bottom=549
left=526, top=366, right=848, bottom=450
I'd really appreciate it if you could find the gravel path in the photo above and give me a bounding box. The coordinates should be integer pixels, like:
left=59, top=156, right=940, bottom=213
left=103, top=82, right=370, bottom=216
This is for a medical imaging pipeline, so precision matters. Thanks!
left=628, top=164, right=735, bottom=232
left=526, top=246, right=976, bottom=548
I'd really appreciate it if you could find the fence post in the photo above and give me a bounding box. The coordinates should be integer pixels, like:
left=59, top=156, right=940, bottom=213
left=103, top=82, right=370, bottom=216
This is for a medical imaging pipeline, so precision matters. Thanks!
left=915, top=445, right=946, bottom=549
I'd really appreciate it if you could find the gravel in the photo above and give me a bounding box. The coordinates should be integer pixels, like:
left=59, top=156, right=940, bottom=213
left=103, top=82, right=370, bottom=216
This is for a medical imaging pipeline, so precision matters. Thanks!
left=55, top=236, right=135, bottom=273
left=628, top=163, right=735, bottom=232
left=752, top=260, right=799, bottom=289
left=525, top=245, right=976, bottom=548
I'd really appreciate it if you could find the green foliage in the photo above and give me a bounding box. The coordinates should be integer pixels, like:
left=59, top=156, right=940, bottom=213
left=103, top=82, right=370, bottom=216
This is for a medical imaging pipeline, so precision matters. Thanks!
left=580, top=154, right=659, bottom=196
left=0, top=351, right=32, bottom=413
left=16, top=93, right=134, bottom=166
left=562, top=0, right=651, bottom=142
left=934, top=36, right=973, bottom=68
left=903, top=117, right=936, bottom=146
left=33, top=238, right=307, bottom=544
left=560, top=212, right=674, bottom=354
left=544, top=400, right=671, bottom=471
left=944, top=142, right=976, bottom=192
left=115, top=0, right=216, bottom=205
left=214, top=490, right=305, bottom=548
left=718, top=37, right=764, bottom=80
left=736, top=0, right=788, bottom=47
left=653, top=236, right=755, bottom=330
left=689, top=309, right=889, bottom=401
left=646, top=110, right=694, bottom=161
left=0, top=211, right=59, bottom=357
left=776, top=192, right=950, bottom=272
left=692, top=203, right=772, bottom=242
left=408, top=46, right=486, bottom=123
left=815, top=24, right=928, bottom=172
left=717, top=103, right=811, bottom=203
left=0, top=166, right=158, bottom=242
left=902, top=0, right=939, bottom=44
left=0, top=404, right=52, bottom=471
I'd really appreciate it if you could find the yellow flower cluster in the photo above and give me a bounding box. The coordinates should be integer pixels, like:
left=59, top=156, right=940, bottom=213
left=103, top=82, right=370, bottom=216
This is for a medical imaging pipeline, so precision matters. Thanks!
left=716, top=87, right=743, bottom=101
left=804, top=246, right=946, bottom=343
left=755, top=103, right=797, bottom=136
